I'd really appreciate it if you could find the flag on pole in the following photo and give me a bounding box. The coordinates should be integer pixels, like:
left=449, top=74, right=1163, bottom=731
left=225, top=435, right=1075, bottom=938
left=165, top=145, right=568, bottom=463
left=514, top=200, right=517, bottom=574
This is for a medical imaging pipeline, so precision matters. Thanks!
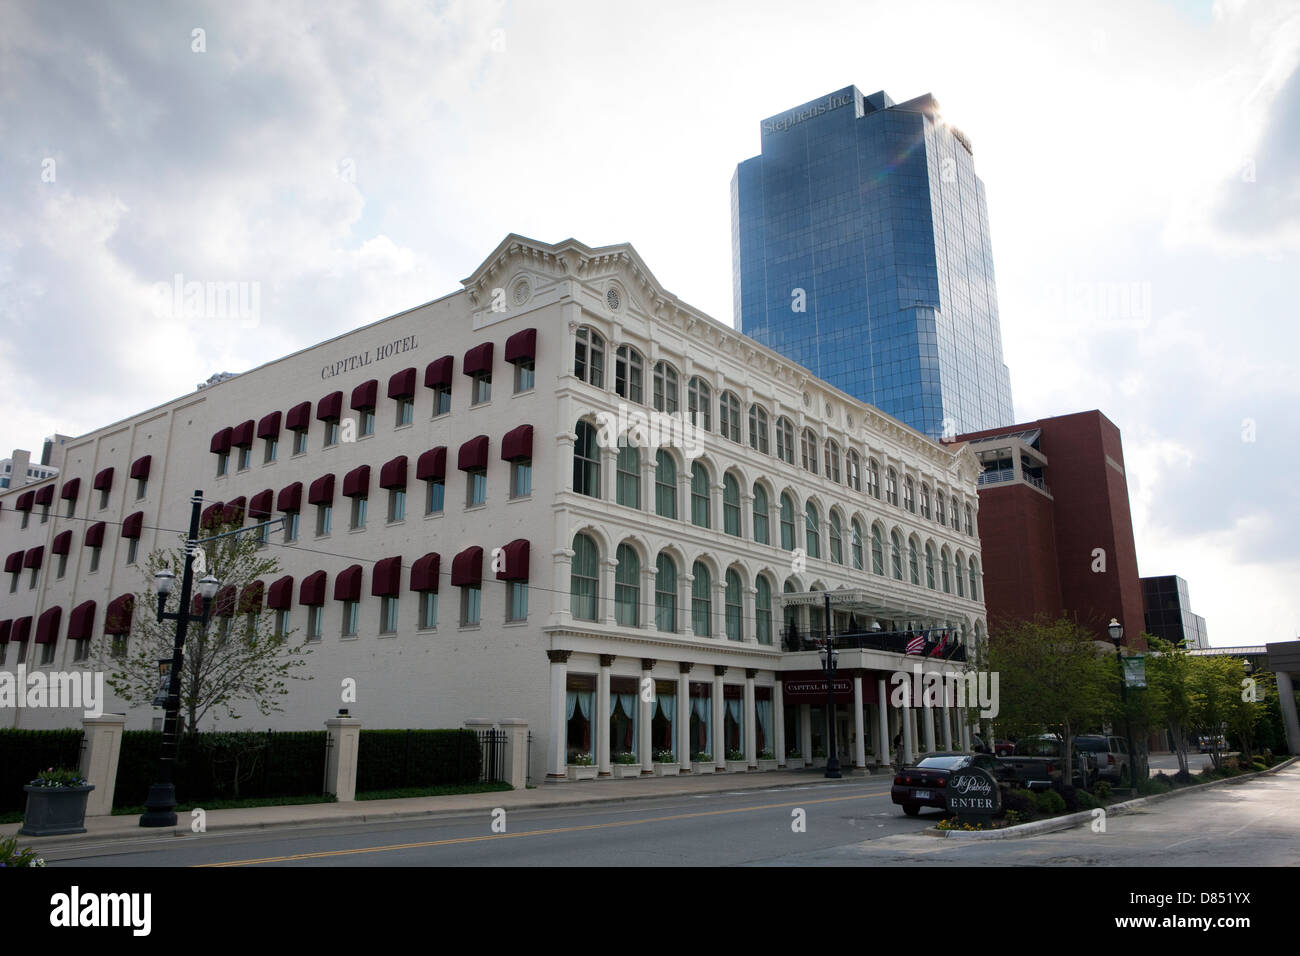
left=906, top=629, right=926, bottom=655
left=928, top=633, right=947, bottom=657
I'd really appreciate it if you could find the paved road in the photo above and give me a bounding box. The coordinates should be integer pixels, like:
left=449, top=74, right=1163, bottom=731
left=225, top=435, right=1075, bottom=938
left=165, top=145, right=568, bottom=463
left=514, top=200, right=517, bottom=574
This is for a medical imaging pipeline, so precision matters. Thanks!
left=38, top=763, right=1296, bottom=867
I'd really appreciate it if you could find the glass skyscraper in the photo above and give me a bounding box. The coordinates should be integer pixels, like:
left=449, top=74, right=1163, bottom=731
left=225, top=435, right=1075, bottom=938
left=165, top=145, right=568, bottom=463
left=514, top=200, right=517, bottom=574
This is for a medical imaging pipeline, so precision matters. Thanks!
left=732, top=86, right=1015, bottom=439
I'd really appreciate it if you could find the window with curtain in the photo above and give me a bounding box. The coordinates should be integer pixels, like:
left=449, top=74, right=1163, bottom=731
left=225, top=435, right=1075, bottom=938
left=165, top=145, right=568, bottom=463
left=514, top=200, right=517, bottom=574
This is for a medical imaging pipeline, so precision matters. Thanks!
left=570, top=533, right=599, bottom=621
left=653, top=362, right=679, bottom=413
left=887, top=468, right=899, bottom=506
left=951, top=496, right=960, bottom=530
left=722, top=474, right=740, bottom=536
left=655, top=690, right=677, bottom=760
left=615, top=345, right=643, bottom=403
left=565, top=687, right=595, bottom=760
left=615, top=543, right=640, bottom=626
left=655, top=450, right=677, bottom=519
left=936, top=494, right=946, bottom=526
left=752, top=483, right=770, bottom=545
left=800, top=429, right=818, bottom=474
left=891, top=531, right=903, bottom=579
left=966, top=503, right=975, bottom=536
left=846, top=450, right=861, bottom=491
left=868, top=458, right=881, bottom=498
left=690, top=462, right=710, bottom=528
left=690, top=690, right=712, bottom=758
left=748, top=404, right=769, bottom=453
left=574, top=327, right=604, bottom=387
left=780, top=493, right=795, bottom=551
left=829, top=511, right=843, bottom=564
left=691, top=561, right=712, bottom=637
left=573, top=420, right=600, bottom=498
left=956, top=555, right=966, bottom=597
left=872, top=525, right=885, bottom=575
left=904, top=477, right=915, bottom=513
left=908, top=539, right=920, bottom=585
left=776, top=417, right=795, bottom=464
left=969, top=559, right=979, bottom=599
left=824, top=440, right=841, bottom=482
left=755, top=576, right=772, bottom=645
left=926, top=545, right=936, bottom=589
left=687, top=377, right=712, bottom=431
left=804, top=501, right=820, bottom=558
left=616, top=445, right=640, bottom=509
left=725, top=569, right=742, bottom=641
left=921, top=484, right=931, bottom=519
left=719, top=391, right=741, bottom=443
left=756, top=696, right=774, bottom=757
left=942, top=551, right=952, bottom=592
left=655, top=552, right=677, bottom=632
left=851, top=519, right=865, bottom=570
left=611, top=690, right=639, bottom=758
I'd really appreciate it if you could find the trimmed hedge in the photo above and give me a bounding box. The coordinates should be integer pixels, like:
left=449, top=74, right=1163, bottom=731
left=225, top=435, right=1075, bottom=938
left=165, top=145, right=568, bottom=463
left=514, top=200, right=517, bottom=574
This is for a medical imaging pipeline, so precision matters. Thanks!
left=0, top=729, right=85, bottom=813
left=355, top=729, right=482, bottom=791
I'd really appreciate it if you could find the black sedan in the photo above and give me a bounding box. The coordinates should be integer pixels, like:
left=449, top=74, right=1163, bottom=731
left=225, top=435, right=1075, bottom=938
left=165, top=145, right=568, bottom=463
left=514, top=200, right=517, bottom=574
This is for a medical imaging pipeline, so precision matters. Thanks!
left=892, top=752, right=1015, bottom=816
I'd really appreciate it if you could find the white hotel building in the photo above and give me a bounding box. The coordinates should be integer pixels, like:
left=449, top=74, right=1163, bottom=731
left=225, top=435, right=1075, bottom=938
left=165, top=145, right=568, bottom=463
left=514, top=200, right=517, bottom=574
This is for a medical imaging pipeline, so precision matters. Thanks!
left=0, top=235, right=988, bottom=782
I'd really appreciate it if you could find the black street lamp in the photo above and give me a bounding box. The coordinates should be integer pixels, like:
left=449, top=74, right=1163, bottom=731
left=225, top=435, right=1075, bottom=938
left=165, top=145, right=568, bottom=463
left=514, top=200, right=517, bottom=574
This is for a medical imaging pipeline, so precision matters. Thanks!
left=819, top=591, right=841, bottom=779
left=140, top=490, right=219, bottom=827
left=1107, top=617, right=1138, bottom=788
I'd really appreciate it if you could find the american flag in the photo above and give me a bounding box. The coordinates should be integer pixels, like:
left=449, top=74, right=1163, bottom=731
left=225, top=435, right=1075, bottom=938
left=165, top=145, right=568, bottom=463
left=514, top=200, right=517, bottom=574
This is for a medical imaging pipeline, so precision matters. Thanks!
left=905, top=629, right=927, bottom=655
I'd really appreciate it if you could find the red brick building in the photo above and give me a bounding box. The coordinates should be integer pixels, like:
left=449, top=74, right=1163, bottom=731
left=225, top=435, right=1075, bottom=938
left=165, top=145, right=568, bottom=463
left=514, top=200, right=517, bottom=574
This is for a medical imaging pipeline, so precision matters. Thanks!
left=952, top=410, right=1146, bottom=650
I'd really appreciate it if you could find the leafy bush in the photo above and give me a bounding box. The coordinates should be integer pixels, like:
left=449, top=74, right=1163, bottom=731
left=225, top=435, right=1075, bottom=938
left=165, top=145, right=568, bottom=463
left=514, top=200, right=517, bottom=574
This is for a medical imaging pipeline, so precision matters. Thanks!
left=1031, top=790, right=1066, bottom=815
left=0, top=729, right=83, bottom=812
left=726, top=749, right=745, bottom=761
left=613, top=752, right=638, bottom=765
left=1076, top=789, right=1100, bottom=810
left=759, top=749, right=775, bottom=760
left=1002, top=788, right=1034, bottom=814
left=0, top=835, right=45, bottom=867
left=1054, top=785, right=1080, bottom=813
left=1093, top=780, right=1113, bottom=800
left=29, top=767, right=88, bottom=788
left=356, top=729, right=483, bottom=788
left=691, top=752, right=713, bottom=762
left=653, top=749, right=675, bottom=763
left=1137, top=777, right=1171, bottom=795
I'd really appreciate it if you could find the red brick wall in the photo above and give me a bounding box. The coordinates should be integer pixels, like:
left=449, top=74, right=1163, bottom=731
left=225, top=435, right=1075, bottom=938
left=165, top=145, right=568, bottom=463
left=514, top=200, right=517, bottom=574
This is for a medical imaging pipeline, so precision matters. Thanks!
left=975, top=484, right=1062, bottom=633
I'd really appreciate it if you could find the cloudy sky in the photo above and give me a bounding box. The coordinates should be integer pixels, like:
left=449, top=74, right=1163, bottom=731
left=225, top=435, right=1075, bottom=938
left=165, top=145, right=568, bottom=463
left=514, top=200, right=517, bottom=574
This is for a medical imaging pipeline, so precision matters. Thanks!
left=2, top=0, right=1297, bottom=645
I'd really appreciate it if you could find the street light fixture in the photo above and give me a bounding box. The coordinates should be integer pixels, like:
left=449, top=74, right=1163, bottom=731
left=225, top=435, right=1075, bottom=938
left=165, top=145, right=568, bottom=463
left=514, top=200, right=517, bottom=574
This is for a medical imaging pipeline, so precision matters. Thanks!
left=820, top=591, right=842, bottom=779
left=1107, top=617, right=1138, bottom=788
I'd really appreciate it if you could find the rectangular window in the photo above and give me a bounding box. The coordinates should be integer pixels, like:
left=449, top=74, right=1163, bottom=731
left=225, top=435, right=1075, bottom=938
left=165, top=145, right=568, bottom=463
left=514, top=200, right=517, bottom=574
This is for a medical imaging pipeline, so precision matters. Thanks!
left=21, top=511, right=30, bottom=529
left=507, top=581, right=528, bottom=622
left=136, top=478, right=147, bottom=500
left=324, top=421, right=339, bottom=447
left=426, top=478, right=445, bottom=515
left=461, top=585, right=481, bottom=626
left=307, top=606, right=323, bottom=641
left=126, top=538, right=139, bottom=565
left=265, top=438, right=278, bottom=463
left=89, top=547, right=101, bottom=573
left=316, top=503, right=332, bottom=536
left=360, top=410, right=375, bottom=437
left=351, top=496, right=368, bottom=530
left=514, top=361, right=535, bottom=393
left=342, top=600, right=359, bottom=637
left=257, top=522, right=270, bottom=547
left=467, top=470, right=486, bottom=507
left=17, top=639, right=29, bottom=664
left=39, top=639, right=56, bottom=665
left=388, top=489, right=406, bottom=522
left=380, top=596, right=398, bottom=634
left=8, top=572, right=17, bottom=593
left=217, top=452, right=229, bottom=477
left=29, top=567, right=38, bottom=589
left=66, top=499, right=75, bottom=518
left=510, top=461, right=531, bottom=499
left=274, top=609, right=289, bottom=640
left=419, top=591, right=438, bottom=629
left=218, top=617, right=232, bottom=645
left=433, top=386, right=451, bottom=416
left=40, top=505, right=50, bottom=524
left=110, top=634, right=127, bottom=659
left=73, top=639, right=90, bottom=662
left=57, top=553, right=68, bottom=579
left=0, top=643, right=6, bottom=666
left=99, top=488, right=110, bottom=510
left=238, top=446, right=251, bottom=471
left=396, top=398, right=413, bottom=426
left=293, top=430, right=308, bottom=455
left=471, top=373, right=492, bottom=405
left=284, top=511, right=299, bottom=542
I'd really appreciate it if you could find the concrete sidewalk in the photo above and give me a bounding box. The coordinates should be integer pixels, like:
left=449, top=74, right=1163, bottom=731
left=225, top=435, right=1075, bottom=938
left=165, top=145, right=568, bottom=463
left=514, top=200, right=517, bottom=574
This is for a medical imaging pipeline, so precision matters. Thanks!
left=3, top=767, right=876, bottom=849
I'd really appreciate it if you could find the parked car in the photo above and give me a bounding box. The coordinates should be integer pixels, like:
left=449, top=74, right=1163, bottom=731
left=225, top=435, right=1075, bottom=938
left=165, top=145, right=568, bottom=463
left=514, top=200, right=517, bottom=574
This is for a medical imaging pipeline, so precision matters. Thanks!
left=998, top=735, right=1098, bottom=790
left=1074, top=734, right=1131, bottom=784
left=892, top=752, right=1016, bottom=817
left=994, top=738, right=1016, bottom=756
left=1198, top=735, right=1227, bottom=753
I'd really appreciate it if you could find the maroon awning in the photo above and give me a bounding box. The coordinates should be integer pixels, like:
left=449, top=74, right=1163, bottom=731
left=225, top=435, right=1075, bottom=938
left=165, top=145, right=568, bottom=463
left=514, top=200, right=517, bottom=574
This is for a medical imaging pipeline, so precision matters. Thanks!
left=214, top=585, right=237, bottom=617
left=93, top=466, right=115, bottom=491
left=12, top=616, right=32, bottom=643
left=0, top=620, right=10, bottom=643
left=457, top=435, right=489, bottom=471
left=200, top=502, right=224, bottom=529
left=15, top=490, right=34, bottom=511
left=122, top=512, right=144, bottom=539
left=68, top=601, right=96, bottom=641
left=104, top=594, right=135, bottom=634
left=258, top=411, right=282, bottom=440
left=210, top=428, right=232, bottom=454
left=52, top=530, right=73, bottom=556
left=248, top=489, right=274, bottom=519
left=286, top=401, right=311, bottom=430
left=267, top=575, right=295, bottom=610
left=424, top=355, right=454, bottom=389
left=451, top=546, right=483, bottom=586
left=379, top=456, right=408, bottom=489
left=351, top=379, right=378, bottom=411
left=334, top=564, right=363, bottom=602
left=223, top=497, right=246, bottom=524
left=308, top=474, right=335, bottom=505
left=416, top=447, right=447, bottom=481
left=61, top=477, right=81, bottom=502
left=410, top=553, right=440, bottom=592
left=277, top=482, right=303, bottom=513
left=342, top=465, right=370, bottom=498
left=504, top=328, right=537, bottom=364
left=231, top=420, right=255, bottom=447
left=130, top=455, right=152, bottom=480
left=238, top=580, right=264, bottom=614
left=5, top=551, right=23, bottom=573
left=500, top=424, right=533, bottom=462
left=371, top=556, right=402, bottom=597
left=317, top=390, right=344, bottom=421
left=34, top=484, right=54, bottom=507
left=463, top=342, right=494, bottom=376
left=35, top=607, right=62, bottom=645
left=388, top=367, right=417, bottom=400
left=85, top=522, right=106, bottom=548
left=24, top=546, right=44, bottom=569
left=299, top=570, right=327, bottom=606
left=496, top=539, right=530, bottom=581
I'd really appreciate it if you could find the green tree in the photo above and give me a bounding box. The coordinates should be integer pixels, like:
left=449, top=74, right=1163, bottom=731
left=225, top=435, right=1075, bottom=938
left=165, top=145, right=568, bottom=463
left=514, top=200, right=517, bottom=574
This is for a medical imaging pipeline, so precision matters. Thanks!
left=98, top=514, right=313, bottom=732
left=1145, top=637, right=1195, bottom=778
left=1187, top=655, right=1247, bottom=770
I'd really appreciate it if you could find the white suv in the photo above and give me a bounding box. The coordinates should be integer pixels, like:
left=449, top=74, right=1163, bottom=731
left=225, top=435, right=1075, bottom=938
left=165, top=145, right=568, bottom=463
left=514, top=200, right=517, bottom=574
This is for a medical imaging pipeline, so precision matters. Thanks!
left=1074, top=735, right=1131, bottom=784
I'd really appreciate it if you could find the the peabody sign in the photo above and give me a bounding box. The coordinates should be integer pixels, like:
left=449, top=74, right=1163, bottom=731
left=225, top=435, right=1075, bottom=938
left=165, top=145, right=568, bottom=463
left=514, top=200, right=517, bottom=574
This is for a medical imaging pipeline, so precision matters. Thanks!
left=321, top=334, right=419, bottom=380
left=946, top=766, right=1001, bottom=822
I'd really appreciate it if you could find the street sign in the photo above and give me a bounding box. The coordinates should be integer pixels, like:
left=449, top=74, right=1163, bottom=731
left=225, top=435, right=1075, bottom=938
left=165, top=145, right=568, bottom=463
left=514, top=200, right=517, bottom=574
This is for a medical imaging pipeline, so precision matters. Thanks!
left=1124, top=654, right=1146, bottom=689
left=151, top=658, right=172, bottom=708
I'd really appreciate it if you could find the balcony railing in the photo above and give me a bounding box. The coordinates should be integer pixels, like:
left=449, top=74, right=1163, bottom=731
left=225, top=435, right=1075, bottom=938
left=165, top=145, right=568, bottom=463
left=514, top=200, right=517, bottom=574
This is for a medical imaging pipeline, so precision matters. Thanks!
left=977, top=468, right=1049, bottom=494
left=781, top=624, right=967, bottom=661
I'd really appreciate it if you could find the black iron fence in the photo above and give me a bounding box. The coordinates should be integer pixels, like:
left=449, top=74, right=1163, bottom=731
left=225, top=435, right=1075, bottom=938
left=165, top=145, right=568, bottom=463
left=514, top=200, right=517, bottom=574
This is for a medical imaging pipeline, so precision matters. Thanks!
left=478, top=729, right=507, bottom=784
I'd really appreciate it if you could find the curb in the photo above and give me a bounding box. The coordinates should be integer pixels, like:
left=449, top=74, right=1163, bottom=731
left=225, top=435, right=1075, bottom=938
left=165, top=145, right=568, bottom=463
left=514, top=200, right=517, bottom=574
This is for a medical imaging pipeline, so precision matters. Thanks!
left=933, top=755, right=1297, bottom=840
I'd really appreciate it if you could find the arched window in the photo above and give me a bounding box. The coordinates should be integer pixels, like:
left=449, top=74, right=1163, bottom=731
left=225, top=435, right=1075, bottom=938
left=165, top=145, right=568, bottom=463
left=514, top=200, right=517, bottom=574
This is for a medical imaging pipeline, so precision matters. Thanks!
left=615, top=345, right=643, bottom=403
left=951, top=496, right=960, bottom=530
left=969, top=558, right=979, bottom=599
left=851, top=518, right=865, bottom=570
left=779, top=493, right=795, bottom=551
left=691, top=561, right=712, bottom=637
left=719, top=392, right=742, bottom=443
left=574, top=327, right=604, bottom=387
left=573, top=420, right=600, bottom=497
left=886, top=468, right=899, bottom=506
left=936, top=494, right=946, bottom=527
left=616, top=445, right=640, bottom=509
left=755, top=576, right=772, bottom=645
left=687, top=377, right=712, bottom=431
left=891, top=531, right=903, bottom=580
left=752, top=483, right=770, bottom=545
left=571, top=532, right=599, bottom=621
left=725, top=569, right=742, bottom=641
left=955, top=554, right=966, bottom=597
left=872, top=525, right=885, bottom=575
left=800, top=429, right=819, bottom=474
left=776, top=417, right=795, bottom=465
left=904, top=477, right=915, bottom=513
left=966, top=503, right=975, bottom=537
left=920, top=484, right=931, bottom=519
left=615, top=544, right=640, bottom=626
left=925, top=544, right=936, bottom=589
left=722, top=473, right=741, bottom=536
left=829, top=510, right=843, bottom=564
left=805, top=501, right=820, bottom=558
left=941, top=550, right=952, bottom=593
left=867, top=458, right=881, bottom=499
left=824, top=440, right=841, bottom=483
left=690, top=462, right=710, bottom=528
left=908, top=538, right=920, bottom=585
left=655, top=553, right=677, bottom=632
left=846, top=450, right=861, bottom=491
left=749, top=405, right=769, bottom=454
left=653, top=361, right=679, bottom=413
left=655, top=451, right=677, bottom=519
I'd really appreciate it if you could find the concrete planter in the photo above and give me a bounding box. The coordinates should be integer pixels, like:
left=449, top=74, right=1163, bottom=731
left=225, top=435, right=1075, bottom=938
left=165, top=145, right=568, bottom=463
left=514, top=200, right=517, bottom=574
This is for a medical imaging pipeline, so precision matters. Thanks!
left=758, top=759, right=779, bottom=772
left=653, top=762, right=680, bottom=776
left=810, top=756, right=828, bottom=768
left=612, top=763, right=643, bottom=778
left=21, top=784, right=95, bottom=836
left=785, top=754, right=806, bottom=768
left=567, top=764, right=597, bottom=781
left=725, top=760, right=749, bottom=773
left=691, top=762, right=715, bottom=774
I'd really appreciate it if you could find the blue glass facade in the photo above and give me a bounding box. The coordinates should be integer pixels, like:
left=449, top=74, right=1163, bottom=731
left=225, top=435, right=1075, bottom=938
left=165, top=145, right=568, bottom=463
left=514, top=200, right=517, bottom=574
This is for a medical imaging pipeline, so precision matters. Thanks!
left=732, top=87, right=1015, bottom=439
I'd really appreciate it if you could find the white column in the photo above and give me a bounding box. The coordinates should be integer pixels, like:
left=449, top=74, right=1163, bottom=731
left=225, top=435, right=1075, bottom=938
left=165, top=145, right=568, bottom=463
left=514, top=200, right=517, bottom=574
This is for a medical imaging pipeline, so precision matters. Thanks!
left=679, top=571, right=695, bottom=637
left=712, top=579, right=727, bottom=640
left=742, top=584, right=758, bottom=644
left=597, top=655, right=612, bottom=777
left=713, top=666, right=726, bottom=769
left=1277, top=671, right=1300, bottom=755
left=600, top=558, right=617, bottom=625
left=555, top=433, right=576, bottom=497
left=600, top=448, right=616, bottom=508
left=640, top=658, right=655, bottom=775
left=942, top=700, right=953, bottom=751
left=902, top=704, right=914, bottom=765
left=923, top=698, right=936, bottom=753
left=877, top=677, right=890, bottom=767
left=853, top=675, right=867, bottom=769
left=744, top=670, right=757, bottom=768
left=546, top=650, right=570, bottom=779
left=740, top=491, right=754, bottom=541
left=800, top=703, right=813, bottom=765
left=678, top=665, right=692, bottom=769
left=774, top=681, right=787, bottom=768
left=551, top=547, right=573, bottom=622
left=639, top=566, right=657, bottom=629
left=640, top=454, right=656, bottom=513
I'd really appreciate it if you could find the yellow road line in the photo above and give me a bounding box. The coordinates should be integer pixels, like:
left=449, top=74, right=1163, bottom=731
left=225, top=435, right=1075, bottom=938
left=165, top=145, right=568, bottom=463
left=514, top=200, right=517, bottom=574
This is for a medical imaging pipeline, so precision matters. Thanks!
left=197, top=790, right=890, bottom=866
